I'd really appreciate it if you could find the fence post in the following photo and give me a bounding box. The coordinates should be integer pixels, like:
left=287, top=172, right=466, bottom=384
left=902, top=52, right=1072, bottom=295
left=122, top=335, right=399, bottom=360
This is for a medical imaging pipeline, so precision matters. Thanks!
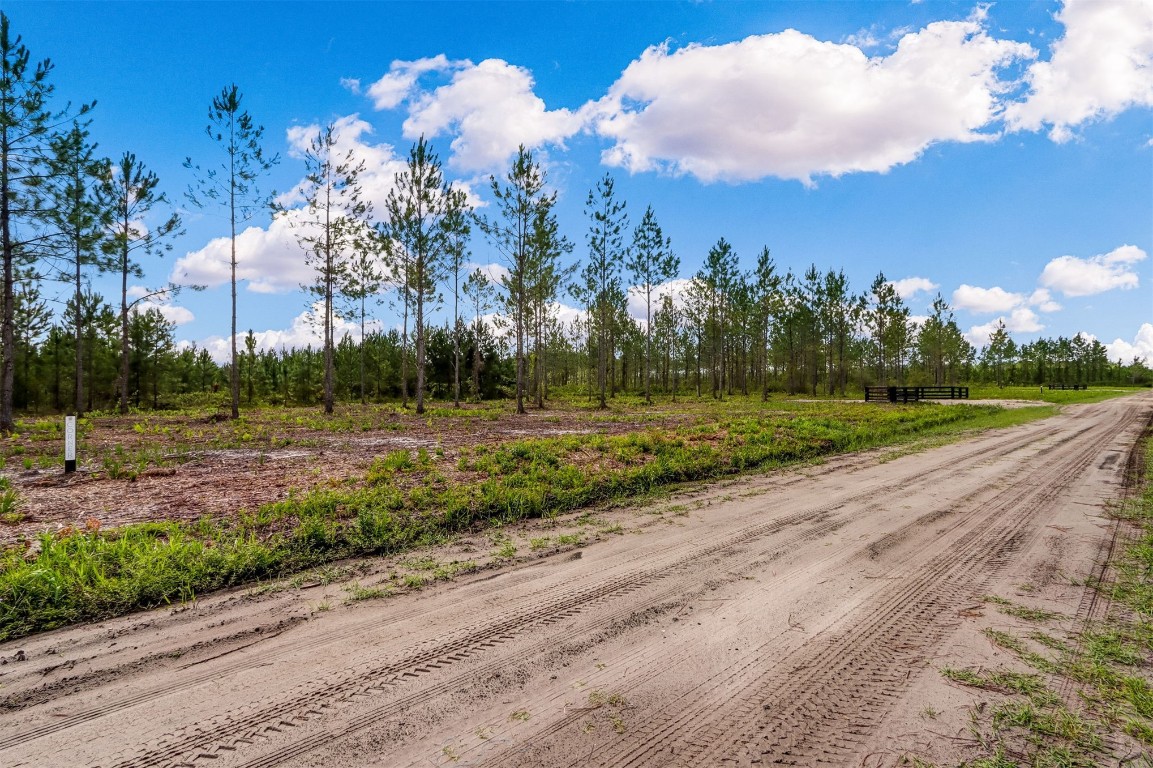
left=64, top=415, right=77, bottom=474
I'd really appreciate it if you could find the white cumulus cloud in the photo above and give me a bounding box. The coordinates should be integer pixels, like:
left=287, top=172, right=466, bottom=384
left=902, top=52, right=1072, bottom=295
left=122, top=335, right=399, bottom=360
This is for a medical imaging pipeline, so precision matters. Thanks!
left=952, top=284, right=1025, bottom=314
left=469, top=261, right=510, bottom=287
left=953, top=283, right=1066, bottom=315
left=1039, top=244, right=1147, bottom=297
left=1104, top=322, right=1153, bottom=363
left=586, top=17, right=1033, bottom=184
left=1006, top=0, right=1153, bottom=141
left=625, top=278, right=695, bottom=327
left=965, top=307, right=1045, bottom=345
left=279, top=114, right=408, bottom=212
left=369, top=57, right=583, bottom=173
left=125, top=285, right=196, bottom=326
left=171, top=219, right=310, bottom=294
left=890, top=276, right=938, bottom=300
left=367, top=55, right=457, bottom=109
left=144, top=303, right=195, bottom=326
left=1027, top=288, right=1062, bottom=313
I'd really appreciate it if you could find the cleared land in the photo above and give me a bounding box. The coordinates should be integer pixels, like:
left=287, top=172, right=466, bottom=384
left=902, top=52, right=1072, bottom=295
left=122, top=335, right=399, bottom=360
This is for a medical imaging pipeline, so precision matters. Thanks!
left=0, top=391, right=1149, bottom=766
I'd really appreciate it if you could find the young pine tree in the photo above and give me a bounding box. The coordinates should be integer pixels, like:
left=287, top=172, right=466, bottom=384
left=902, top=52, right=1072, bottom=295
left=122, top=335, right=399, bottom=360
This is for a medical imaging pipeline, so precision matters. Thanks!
left=276, top=123, right=367, bottom=415
left=100, top=152, right=182, bottom=414
left=185, top=84, right=278, bottom=419
left=626, top=205, right=677, bottom=405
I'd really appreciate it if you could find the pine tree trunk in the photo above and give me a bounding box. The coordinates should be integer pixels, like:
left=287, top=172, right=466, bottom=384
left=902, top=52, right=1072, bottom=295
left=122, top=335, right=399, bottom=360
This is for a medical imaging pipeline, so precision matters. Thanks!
left=229, top=145, right=240, bottom=420
left=644, top=288, right=652, bottom=405
left=452, top=273, right=460, bottom=408
left=472, top=318, right=481, bottom=399
left=515, top=272, right=525, bottom=414
left=0, top=133, right=13, bottom=434
left=119, top=213, right=130, bottom=415
left=535, top=302, right=544, bottom=409
left=401, top=289, right=409, bottom=408
left=74, top=241, right=84, bottom=416
left=323, top=243, right=334, bottom=415
left=415, top=285, right=425, bottom=415
left=359, top=295, right=367, bottom=404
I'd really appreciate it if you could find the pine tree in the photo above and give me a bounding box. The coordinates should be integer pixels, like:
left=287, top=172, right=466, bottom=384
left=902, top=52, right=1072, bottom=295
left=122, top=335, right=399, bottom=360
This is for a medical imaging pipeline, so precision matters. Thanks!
left=697, top=238, right=739, bottom=399
left=983, top=321, right=1013, bottom=387
left=527, top=194, right=574, bottom=408
left=820, top=269, right=859, bottom=396
left=463, top=268, right=494, bottom=400
left=626, top=205, right=677, bottom=405
left=13, top=268, right=50, bottom=410
left=42, top=121, right=109, bottom=415
left=185, top=84, right=277, bottom=419
left=582, top=174, right=628, bottom=408
left=477, top=146, right=551, bottom=415
left=342, top=245, right=383, bottom=405
left=867, top=272, right=910, bottom=386
left=443, top=187, right=471, bottom=408
left=276, top=123, right=367, bottom=415
left=751, top=247, right=781, bottom=400
left=100, top=152, right=182, bottom=414
left=651, top=293, right=681, bottom=399
left=381, top=137, right=463, bottom=415
left=0, top=12, right=92, bottom=431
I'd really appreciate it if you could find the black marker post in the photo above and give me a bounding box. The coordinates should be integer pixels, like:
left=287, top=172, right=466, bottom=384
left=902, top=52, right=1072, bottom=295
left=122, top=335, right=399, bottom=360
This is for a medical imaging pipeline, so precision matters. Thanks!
left=64, top=415, right=77, bottom=474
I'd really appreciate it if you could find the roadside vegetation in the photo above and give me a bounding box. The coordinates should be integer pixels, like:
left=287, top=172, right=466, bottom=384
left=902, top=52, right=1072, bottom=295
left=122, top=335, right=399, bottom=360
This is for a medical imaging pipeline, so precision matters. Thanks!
left=966, top=385, right=1143, bottom=406
left=935, top=425, right=1153, bottom=767
left=0, top=394, right=1077, bottom=641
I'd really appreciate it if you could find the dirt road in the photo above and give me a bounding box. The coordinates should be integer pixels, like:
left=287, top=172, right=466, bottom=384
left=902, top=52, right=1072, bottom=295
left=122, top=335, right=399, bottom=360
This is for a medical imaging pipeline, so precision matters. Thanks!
left=2, top=393, right=1149, bottom=767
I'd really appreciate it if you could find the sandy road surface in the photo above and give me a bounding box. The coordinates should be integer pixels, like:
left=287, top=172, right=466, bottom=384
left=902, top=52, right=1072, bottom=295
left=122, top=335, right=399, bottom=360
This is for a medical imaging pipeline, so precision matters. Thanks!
left=1, top=393, right=1149, bottom=767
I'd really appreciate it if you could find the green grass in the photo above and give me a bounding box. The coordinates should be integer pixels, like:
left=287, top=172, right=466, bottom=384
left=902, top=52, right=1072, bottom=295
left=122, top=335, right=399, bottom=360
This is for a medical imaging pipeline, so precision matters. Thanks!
left=0, top=398, right=1058, bottom=641
left=966, top=385, right=1143, bottom=405
left=983, top=595, right=1061, bottom=623
left=344, top=581, right=392, bottom=602
left=941, top=427, right=1153, bottom=765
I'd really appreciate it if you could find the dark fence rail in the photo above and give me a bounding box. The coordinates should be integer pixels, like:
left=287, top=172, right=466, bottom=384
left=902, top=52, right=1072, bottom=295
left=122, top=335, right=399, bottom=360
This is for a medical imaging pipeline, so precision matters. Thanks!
left=1047, top=384, right=1087, bottom=390
left=865, top=386, right=970, bottom=403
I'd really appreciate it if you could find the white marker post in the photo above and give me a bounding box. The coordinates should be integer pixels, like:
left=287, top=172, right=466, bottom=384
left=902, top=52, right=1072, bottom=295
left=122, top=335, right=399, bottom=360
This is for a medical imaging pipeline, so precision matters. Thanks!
left=64, top=415, right=77, bottom=474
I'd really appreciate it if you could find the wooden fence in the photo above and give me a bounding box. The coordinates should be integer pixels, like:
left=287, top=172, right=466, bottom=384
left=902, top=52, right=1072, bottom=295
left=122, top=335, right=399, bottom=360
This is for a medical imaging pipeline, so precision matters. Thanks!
left=865, top=386, right=970, bottom=403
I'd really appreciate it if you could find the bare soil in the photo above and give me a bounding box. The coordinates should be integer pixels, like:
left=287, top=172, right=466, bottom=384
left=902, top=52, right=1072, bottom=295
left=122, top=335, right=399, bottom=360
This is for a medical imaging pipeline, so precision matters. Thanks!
left=0, top=393, right=1149, bottom=767
left=1, top=404, right=667, bottom=544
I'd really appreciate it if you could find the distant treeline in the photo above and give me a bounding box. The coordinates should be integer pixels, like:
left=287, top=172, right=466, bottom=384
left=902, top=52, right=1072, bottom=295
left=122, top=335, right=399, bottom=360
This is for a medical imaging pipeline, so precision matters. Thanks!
left=12, top=283, right=1149, bottom=415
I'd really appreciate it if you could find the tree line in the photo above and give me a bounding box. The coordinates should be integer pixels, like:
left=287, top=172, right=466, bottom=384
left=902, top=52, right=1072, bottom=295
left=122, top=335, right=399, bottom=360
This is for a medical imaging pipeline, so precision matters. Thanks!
left=11, top=284, right=1147, bottom=416
left=2, top=13, right=1148, bottom=428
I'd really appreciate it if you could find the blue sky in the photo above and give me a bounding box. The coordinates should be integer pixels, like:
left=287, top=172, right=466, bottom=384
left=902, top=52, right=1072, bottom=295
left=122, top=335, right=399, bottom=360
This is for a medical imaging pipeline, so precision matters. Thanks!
left=9, top=1, right=1153, bottom=362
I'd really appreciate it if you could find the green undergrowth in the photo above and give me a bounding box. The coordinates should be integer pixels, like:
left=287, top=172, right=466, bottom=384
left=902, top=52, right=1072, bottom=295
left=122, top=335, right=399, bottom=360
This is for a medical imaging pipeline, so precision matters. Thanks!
left=937, top=427, right=1153, bottom=767
left=0, top=401, right=1047, bottom=641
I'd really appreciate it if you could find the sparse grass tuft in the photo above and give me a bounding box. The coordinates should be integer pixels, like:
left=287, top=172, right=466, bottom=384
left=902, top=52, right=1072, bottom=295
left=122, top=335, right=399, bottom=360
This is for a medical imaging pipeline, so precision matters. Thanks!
left=983, top=594, right=1061, bottom=622
left=344, top=582, right=392, bottom=602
